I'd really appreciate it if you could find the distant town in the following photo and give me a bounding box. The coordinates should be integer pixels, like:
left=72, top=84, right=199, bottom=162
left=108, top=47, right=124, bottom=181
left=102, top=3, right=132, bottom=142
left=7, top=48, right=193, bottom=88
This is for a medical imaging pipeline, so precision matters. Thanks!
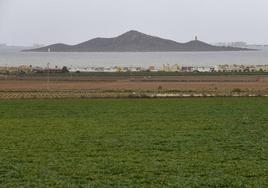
left=1, top=64, right=268, bottom=75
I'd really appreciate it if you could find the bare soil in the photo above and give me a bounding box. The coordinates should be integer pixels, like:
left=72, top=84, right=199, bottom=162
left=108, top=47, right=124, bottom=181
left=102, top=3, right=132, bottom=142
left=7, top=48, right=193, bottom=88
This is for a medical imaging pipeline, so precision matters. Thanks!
left=1, top=75, right=268, bottom=98
left=1, top=76, right=268, bottom=91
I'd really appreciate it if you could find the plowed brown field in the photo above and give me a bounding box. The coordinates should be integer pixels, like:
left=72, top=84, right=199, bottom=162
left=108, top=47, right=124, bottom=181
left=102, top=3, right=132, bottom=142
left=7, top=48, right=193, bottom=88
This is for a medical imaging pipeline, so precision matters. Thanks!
left=1, top=75, right=268, bottom=98
left=1, top=75, right=268, bottom=91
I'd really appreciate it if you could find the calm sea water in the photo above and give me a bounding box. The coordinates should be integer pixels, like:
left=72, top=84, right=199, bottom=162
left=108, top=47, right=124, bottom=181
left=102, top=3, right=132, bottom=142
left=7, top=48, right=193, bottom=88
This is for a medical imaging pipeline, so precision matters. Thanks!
left=0, top=47, right=268, bottom=68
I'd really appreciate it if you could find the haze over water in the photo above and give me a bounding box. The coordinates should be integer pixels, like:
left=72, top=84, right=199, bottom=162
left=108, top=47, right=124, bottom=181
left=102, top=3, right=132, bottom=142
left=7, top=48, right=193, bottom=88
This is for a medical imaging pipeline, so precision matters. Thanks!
left=0, top=47, right=268, bottom=68
left=1, top=1, right=268, bottom=69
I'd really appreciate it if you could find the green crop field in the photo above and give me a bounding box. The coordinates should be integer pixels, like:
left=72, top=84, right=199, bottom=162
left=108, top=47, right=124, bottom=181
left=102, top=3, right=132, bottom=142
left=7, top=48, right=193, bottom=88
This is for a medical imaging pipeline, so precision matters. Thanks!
left=0, top=98, right=267, bottom=187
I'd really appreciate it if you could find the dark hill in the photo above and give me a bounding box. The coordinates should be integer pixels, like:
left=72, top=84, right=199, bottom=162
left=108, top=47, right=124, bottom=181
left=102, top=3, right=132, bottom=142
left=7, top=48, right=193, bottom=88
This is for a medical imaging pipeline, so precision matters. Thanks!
left=24, top=30, right=254, bottom=52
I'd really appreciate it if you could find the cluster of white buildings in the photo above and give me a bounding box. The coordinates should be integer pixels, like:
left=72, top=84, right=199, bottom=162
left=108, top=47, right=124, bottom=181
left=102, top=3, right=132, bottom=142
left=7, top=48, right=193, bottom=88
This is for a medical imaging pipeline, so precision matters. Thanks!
left=1, top=64, right=268, bottom=74
left=214, top=64, right=268, bottom=72
left=213, top=42, right=248, bottom=48
left=68, top=65, right=184, bottom=73
left=68, top=64, right=268, bottom=73
left=69, top=66, right=144, bottom=73
left=0, top=65, right=33, bottom=74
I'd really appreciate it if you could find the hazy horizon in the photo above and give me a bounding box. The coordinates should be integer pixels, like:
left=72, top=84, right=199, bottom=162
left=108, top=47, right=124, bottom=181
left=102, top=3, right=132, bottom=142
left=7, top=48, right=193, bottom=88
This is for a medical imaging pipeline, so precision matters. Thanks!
left=1, top=0, right=268, bottom=46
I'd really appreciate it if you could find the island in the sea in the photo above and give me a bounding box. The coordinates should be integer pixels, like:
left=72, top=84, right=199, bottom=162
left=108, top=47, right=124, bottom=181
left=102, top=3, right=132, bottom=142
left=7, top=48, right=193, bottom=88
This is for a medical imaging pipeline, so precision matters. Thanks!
left=24, top=30, right=254, bottom=52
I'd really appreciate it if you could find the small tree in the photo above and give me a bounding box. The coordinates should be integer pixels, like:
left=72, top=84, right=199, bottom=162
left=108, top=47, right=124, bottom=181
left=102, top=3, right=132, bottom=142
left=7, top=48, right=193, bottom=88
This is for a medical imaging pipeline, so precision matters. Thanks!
left=62, top=66, right=69, bottom=73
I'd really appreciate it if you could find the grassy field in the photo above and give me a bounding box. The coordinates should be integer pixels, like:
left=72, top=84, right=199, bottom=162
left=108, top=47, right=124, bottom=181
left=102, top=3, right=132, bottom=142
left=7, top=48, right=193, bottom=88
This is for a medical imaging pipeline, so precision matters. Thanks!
left=0, top=98, right=267, bottom=187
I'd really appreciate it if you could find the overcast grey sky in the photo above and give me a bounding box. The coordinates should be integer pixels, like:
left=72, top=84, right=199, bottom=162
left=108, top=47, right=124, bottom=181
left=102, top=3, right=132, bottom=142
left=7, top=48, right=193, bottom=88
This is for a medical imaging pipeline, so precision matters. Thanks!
left=0, top=0, right=267, bottom=46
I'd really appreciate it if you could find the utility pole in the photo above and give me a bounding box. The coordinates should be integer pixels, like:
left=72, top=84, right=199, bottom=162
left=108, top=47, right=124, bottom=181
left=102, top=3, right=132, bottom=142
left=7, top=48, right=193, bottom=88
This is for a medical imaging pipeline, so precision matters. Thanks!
left=5, top=64, right=8, bottom=80
left=47, top=48, right=51, bottom=90
left=47, top=62, right=50, bottom=90
left=70, top=65, right=73, bottom=80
